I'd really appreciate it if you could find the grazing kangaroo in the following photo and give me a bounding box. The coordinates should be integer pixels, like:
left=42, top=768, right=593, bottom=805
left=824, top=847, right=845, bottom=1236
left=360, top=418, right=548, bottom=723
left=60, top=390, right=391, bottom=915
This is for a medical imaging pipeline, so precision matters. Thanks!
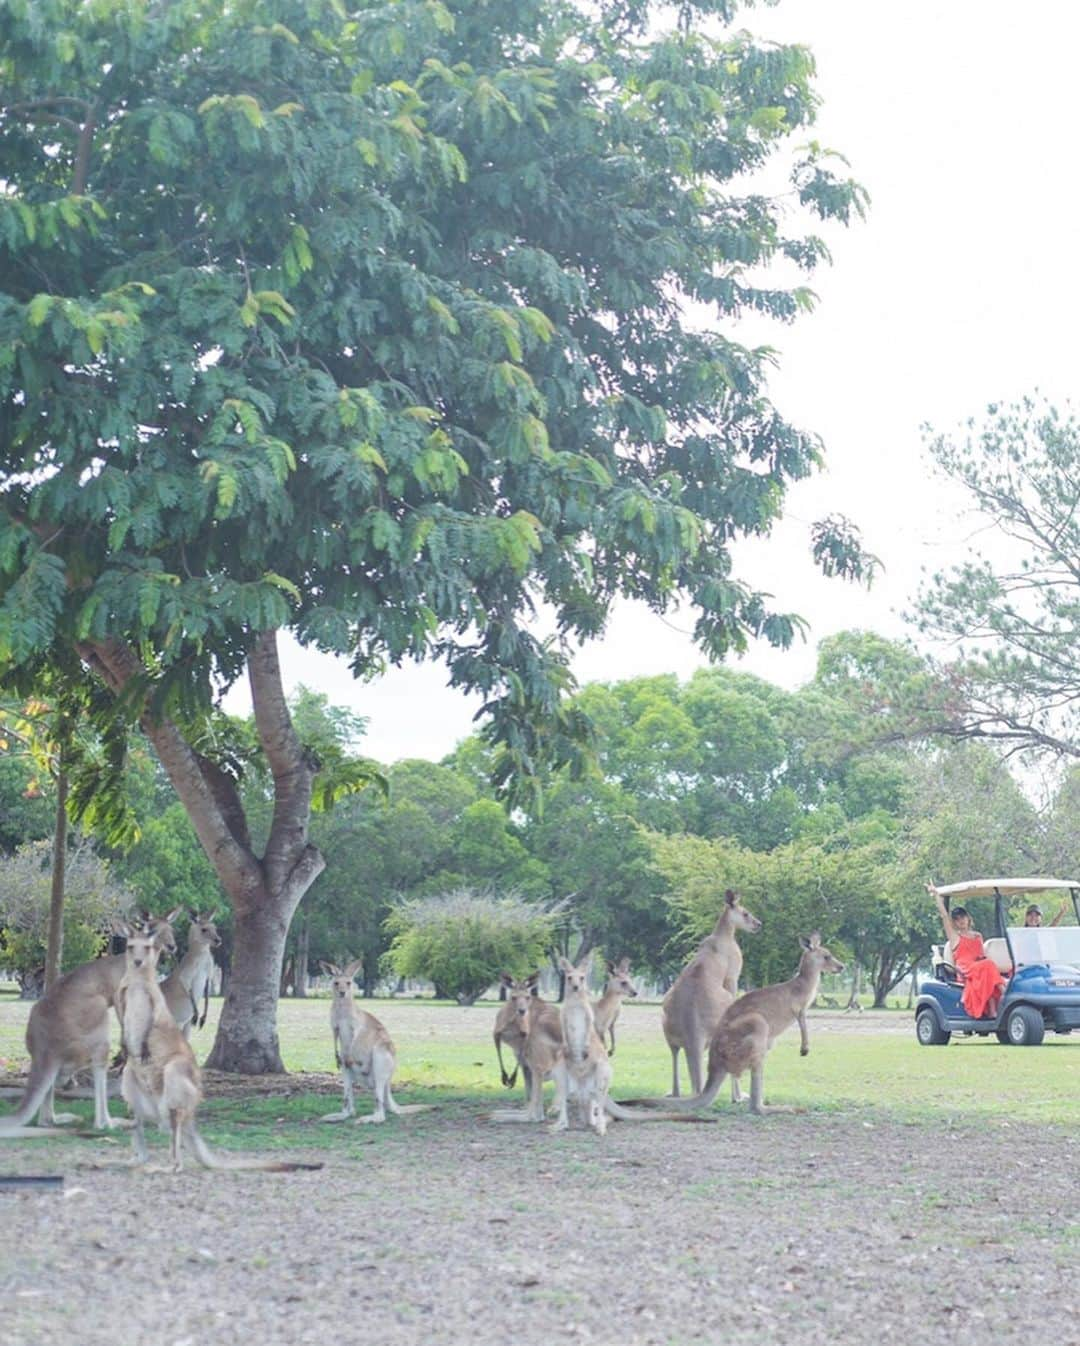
left=116, top=924, right=321, bottom=1172
left=592, top=958, right=638, bottom=1057
left=633, top=933, right=844, bottom=1117
left=493, top=970, right=560, bottom=1096
left=552, top=955, right=611, bottom=1135
left=662, top=889, right=761, bottom=1097
left=319, top=960, right=427, bottom=1124
left=162, top=913, right=221, bottom=1039
left=0, top=911, right=178, bottom=1134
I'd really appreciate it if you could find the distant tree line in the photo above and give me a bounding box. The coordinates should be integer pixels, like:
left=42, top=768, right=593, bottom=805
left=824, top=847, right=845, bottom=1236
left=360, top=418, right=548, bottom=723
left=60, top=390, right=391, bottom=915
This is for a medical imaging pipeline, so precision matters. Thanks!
left=5, top=638, right=1079, bottom=1007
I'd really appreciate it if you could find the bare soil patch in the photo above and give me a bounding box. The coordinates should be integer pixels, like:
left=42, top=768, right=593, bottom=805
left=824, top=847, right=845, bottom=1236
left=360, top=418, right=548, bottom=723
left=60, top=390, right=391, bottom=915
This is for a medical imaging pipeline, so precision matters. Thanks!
left=1, top=1094, right=1073, bottom=1346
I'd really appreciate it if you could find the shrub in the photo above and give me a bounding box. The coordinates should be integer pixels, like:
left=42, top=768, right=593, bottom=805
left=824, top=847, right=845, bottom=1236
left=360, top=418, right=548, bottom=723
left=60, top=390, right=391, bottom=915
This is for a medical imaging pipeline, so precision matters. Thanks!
left=384, top=888, right=557, bottom=1005
left=0, top=838, right=134, bottom=996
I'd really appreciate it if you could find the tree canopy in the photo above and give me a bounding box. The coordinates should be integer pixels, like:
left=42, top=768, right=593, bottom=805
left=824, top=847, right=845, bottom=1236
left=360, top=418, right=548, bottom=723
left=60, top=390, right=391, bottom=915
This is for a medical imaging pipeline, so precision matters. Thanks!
left=0, top=0, right=869, bottom=1067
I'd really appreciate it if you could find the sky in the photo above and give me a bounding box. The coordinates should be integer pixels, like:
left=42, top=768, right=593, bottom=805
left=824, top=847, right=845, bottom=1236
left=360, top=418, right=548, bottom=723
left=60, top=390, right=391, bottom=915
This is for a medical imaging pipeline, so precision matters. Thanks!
left=230, top=0, right=1080, bottom=763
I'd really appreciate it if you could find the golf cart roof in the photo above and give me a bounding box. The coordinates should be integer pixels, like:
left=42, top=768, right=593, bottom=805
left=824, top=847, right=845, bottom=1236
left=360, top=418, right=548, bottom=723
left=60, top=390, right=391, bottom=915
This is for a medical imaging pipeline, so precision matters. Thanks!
left=935, top=878, right=1080, bottom=899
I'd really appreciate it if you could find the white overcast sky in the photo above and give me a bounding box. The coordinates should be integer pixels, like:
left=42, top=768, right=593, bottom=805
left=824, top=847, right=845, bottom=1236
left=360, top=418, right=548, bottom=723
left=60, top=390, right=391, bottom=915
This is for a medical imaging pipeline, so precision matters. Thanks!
left=230, top=0, right=1080, bottom=763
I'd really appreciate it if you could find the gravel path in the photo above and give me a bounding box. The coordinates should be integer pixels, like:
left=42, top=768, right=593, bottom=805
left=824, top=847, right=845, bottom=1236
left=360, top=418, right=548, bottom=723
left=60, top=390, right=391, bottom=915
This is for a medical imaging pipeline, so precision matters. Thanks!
left=1, top=1096, right=1075, bottom=1346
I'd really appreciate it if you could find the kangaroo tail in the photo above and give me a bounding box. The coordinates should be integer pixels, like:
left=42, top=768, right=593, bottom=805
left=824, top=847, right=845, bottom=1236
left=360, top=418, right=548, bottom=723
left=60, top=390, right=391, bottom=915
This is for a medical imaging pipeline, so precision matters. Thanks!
left=0, top=1124, right=70, bottom=1137
left=0, top=1058, right=60, bottom=1129
left=183, top=1123, right=322, bottom=1172
left=604, top=1098, right=717, bottom=1124
left=619, top=1049, right=730, bottom=1112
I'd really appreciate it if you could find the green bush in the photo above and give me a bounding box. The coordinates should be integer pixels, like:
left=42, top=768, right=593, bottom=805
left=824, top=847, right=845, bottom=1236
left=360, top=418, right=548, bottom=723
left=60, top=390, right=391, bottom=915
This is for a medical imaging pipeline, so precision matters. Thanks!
left=384, top=889, right=556, bottom=1005
left=0, top=838, right=133, bottom=996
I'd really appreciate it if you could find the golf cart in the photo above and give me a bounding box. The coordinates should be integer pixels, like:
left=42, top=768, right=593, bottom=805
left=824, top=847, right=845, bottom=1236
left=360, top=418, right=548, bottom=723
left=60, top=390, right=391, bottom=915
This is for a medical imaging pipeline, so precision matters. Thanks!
left=915, top=878, right=1080, bottom=1047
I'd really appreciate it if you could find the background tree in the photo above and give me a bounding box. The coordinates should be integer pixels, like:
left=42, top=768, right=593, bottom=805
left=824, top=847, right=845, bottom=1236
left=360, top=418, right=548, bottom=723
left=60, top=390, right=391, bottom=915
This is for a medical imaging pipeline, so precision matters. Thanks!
left=913, top=399, right=1080, bottom=759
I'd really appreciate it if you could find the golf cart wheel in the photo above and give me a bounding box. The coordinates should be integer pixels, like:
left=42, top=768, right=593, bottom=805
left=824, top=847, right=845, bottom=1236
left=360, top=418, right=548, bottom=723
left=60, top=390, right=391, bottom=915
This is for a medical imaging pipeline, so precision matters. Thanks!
left=916, top=1009, right=951, bottom=1046
left=1004, top=1005, right=1045, bottom=1047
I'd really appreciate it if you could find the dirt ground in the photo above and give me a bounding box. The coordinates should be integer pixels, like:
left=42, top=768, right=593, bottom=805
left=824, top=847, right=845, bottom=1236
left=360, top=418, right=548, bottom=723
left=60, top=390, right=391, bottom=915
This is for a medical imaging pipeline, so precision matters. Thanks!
left=1, top=1094, right=1075, bottom=1345
left=0, top=1007, right=1069, bottom=1346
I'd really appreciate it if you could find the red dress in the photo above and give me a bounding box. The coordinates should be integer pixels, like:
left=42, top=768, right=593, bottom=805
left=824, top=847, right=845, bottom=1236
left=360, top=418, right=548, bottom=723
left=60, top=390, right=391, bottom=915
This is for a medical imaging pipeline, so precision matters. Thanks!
left=952, top=933, right=1005, bottom=1018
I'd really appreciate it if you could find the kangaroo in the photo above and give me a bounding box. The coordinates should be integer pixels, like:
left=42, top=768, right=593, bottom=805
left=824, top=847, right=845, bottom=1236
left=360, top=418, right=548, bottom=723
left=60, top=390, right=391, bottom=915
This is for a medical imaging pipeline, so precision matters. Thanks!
left=632, top=933, right=844, bottom=1117
left=551, top=954, right=611, bottom=1135
left=493, top=970, right=560, bottom=1096
left=592, top=958, right=638, bottom=1057
left=115, top=924, right=321, bottom=1172
left=319, top=959, right=427, bottom=1124
left=162, top=913, right=221, bottom=1039
left=662, top=889, right=761, bottom=1097
left=489, top=975, right=567, bottom=1124
left=0, top=911, right=178, bottom=1134
left=489, top=974, right=713, bottom=1130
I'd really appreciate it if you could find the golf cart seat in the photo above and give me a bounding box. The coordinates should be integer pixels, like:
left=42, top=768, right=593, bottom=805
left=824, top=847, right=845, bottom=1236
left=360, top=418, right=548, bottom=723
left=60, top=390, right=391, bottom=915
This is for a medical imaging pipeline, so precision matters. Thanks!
left=982, top=938, right=1013, bottom=974
left=931, top=944, right=961, bottom=984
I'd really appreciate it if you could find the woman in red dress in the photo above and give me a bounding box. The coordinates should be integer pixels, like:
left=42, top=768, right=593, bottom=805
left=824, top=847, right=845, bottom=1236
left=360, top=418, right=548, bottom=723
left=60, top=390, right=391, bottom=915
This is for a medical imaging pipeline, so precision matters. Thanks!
left=929, top=886, right=1006, bottom=1018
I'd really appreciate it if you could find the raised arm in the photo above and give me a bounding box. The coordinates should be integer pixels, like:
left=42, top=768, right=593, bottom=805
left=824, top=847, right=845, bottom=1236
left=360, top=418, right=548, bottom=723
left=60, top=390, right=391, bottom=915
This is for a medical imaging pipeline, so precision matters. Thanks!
left=927, top=883, right=958, bottom=946
left=1051, top=901, right=1070, bottom=928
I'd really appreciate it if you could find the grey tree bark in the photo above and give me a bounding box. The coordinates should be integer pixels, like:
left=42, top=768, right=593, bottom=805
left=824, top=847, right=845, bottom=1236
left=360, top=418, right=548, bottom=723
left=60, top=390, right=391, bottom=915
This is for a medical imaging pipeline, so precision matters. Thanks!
left=80, top=630, right=325, bottom=1073
left=43, top=764, right=68, bottom=993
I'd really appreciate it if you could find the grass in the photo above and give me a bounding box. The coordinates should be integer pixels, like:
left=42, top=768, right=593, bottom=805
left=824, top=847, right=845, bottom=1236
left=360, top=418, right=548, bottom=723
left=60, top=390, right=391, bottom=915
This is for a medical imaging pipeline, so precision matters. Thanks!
left=5, top=992, right=1080, bottom=1159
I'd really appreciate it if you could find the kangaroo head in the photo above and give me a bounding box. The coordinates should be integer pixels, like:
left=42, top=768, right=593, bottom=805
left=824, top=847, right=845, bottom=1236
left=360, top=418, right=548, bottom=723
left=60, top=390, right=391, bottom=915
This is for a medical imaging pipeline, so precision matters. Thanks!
left=501, top=972, right=540, bottom=1027
left=558, top=955, right=592, bottom=998
left=605, top=958, right=638, bottom=999
left=321, top=958, right=362, bottom=999
left=798, top=932, right=845, bottom=976
left=190, top=913, right=222, bottom=948
left=721, top=889, right=762, bottom=934
left=118, top=923, right=163, bottom=976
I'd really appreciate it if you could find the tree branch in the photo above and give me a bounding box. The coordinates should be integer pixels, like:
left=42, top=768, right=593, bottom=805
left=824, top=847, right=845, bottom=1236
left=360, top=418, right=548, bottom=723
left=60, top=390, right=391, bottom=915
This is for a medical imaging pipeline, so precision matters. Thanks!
left=77, top=636, right=263, bottom=903
left=247, top=630, right=321, bottom=893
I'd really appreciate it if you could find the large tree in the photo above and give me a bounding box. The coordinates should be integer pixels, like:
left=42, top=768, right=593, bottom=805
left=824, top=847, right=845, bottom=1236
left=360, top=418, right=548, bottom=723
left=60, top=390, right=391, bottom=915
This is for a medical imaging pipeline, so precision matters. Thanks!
left=0, top=0, right=869, bottom=1070
left=916, top=399, right=1080, bottom=758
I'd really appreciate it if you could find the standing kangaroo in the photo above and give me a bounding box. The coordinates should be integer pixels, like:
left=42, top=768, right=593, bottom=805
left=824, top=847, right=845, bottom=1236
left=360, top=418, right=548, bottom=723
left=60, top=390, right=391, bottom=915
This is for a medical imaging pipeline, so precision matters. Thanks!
left=319, top=959, right=426, bottom=1124
left=493, top=970, right=560, bottom=1096
left=162, top=913, right=221, bottom=1039
left=552, top=954, right=611, bottom=1135
left=635, top=933, right=844, bottom=1117
left=489, top=975, right=567, bottom=1124
left=662, top=889, right=761, bottom=1096
left=0, top=911, right=178, bottom=1134
left=116, top=925, right=321, bottom=1172
left=592, top=958, right=638, bottom=1057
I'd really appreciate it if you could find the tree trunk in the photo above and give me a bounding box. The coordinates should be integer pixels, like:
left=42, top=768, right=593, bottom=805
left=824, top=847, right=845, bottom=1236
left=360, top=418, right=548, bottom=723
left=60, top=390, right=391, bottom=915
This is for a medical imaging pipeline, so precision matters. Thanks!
left=906, top=961, right=919, bottom=1008
left=294, top=912, right=310, bottom=998
left=80, top=629, right=325, bottom=1074
left=845, top=963, right=863, bottom=1012
left=205, top=899, right=293, bottom=1074
left=44, top=766, right=68, bottom=993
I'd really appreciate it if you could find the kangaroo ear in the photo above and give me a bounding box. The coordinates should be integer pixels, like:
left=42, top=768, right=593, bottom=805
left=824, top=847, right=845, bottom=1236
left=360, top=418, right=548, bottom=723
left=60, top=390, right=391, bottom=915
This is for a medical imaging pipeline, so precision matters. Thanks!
left=557, top=956, right=574, bottom=974
left=617, top=957, right=631, bottom=973
left=110, top=917, right=131, bottom=939
left=344, top=958, right=363, bottom=979
left=499, top=971, right=515, bottom=988
left=725, top=889, right=737, bottom=907
left=577, top=953, right=593, bottom=977
left=163, top=907, right=182, bottom=924
left=798, top=935, right=812, bottom=952
left=319, top=960, right=337, bottom=976
left=606, top=961, right=616, bottom=975
left=809, top=931, right=822, bottom=949
left=525, top=971, right=540, bottom=992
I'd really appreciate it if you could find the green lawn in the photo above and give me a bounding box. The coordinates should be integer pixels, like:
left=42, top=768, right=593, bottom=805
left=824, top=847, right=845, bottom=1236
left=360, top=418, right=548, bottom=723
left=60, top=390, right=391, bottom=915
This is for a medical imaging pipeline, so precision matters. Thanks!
left=3, top=992, right=1080, bottom=1159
